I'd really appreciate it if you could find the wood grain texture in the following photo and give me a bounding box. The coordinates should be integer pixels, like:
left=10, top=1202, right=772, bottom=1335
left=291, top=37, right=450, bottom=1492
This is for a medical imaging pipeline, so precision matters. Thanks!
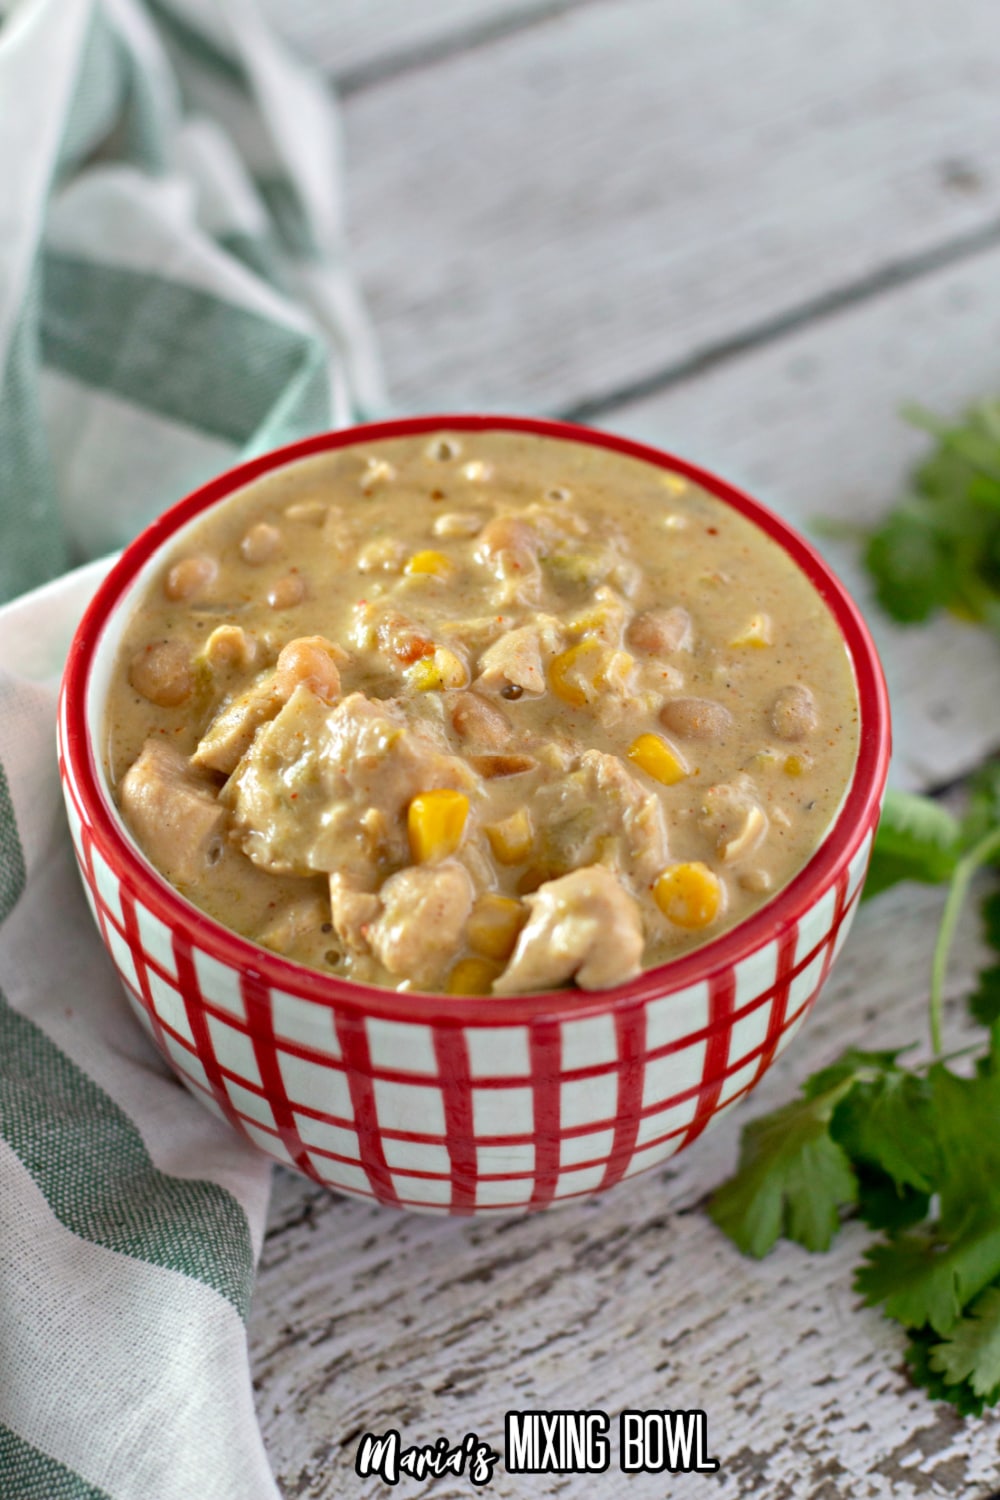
left=605, top=242, right=1000, bottom=792
left=260, top=0, right=589, bottom=89
left=249, top=880, right=999, bottom=1498
left=341, top=0, right=1000, bottom=416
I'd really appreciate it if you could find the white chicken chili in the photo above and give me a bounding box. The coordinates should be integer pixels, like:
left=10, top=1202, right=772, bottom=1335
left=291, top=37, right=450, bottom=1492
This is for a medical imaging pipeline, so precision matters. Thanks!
left=105, top=430, right=859, bottom=995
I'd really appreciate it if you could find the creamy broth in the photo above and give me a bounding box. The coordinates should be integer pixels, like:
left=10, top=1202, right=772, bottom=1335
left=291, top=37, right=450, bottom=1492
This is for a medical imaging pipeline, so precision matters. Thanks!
left=106, top=431, right=859, bottom=994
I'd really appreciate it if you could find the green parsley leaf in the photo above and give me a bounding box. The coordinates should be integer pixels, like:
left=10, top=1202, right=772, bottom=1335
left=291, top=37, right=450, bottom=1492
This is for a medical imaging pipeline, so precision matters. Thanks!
left=865, top=507, right=952, bottom=624
left=969, top=964, right=1000, bottom=1029
left=862, top=790, right=963, bottom=902
left=855, top=1170, right=930, bottom=1233
left=855, top=1224, right=1000, bottom=1336
left=907, top=1325, right=1000, bottom=1418
left=961, top=763, right=1000, bottom=851
left=967, top=870, right=1000, bottom=1030
left=830, top=1069, right=939, bottom=1195
left=708, top=1075, right=858, bottom=1258
left=801, top=1047, right=902, bottom=1098
left=924, top=1065, right=1000, bottom=1237
left=864, top=400, right=1000, bottom=630
left=928, top=1285, right=1000, bottom=1396
left=976, top=1022, right=1000, bottom=1080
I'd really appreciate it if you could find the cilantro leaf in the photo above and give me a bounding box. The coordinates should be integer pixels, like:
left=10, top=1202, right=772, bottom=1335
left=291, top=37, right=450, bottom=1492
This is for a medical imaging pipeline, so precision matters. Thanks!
left=830, top=1069, right=939, bottom=1195
left=907, top=1326, right=1000, bottom=1418
left=862, top=790, right=963, bottom=901
left=855, top=1170, right=930, bottom=1233
left=864, top=400, right=1000, bottom=631
left=961, top=763, right=1000, bottom=851
left=855, top=1224, right=1000, bottom=1335
left=801, top=1048, right=902, bottom=1098
left=925, top=1065, right=1000, bottom=1237
left=970, top=964, right=1000, bottom=1029
left=709, top=1076, right=858, bottom=1258
left=977, top=1022, right=1000, bottom=1080
left=864, top=507, right=952, bottom=624
left=928, top=1285, right=1000, bottom=1396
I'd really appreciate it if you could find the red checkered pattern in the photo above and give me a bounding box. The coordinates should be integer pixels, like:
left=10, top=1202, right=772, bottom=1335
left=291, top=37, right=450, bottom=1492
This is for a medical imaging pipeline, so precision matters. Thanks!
left=60, top=685, right=877, bottom=1215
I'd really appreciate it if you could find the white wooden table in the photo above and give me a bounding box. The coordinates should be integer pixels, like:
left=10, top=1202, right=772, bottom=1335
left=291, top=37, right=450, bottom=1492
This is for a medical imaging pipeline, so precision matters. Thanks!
left=251, top=4, right=1000, bottom=1493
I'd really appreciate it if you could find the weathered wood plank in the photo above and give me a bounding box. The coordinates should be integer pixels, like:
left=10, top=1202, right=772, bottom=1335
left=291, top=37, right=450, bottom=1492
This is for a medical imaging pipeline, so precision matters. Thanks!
left=341, top=0, right=1000, bottom=416
left=604, top=241, right=1000, bottom=791
left=249, top=878, right=998, bottom=1498
left=260, top=0, right=584, bottom=88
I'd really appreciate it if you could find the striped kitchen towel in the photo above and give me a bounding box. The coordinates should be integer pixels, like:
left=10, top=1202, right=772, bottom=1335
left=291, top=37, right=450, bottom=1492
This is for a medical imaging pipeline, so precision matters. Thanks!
left=0, top=1, right=383, bottom=1495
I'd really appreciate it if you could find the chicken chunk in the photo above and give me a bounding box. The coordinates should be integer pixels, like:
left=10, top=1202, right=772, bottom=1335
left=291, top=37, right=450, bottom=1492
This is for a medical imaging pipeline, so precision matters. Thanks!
left=494, top=865, right=644, bottom=993
left=224, top=689, right=479, bottom=878
left=121, top=739, right=226, bottom=887
left=700, top=777, right=768, bottom=863
left=533, top=748, right=669, bottom=889
left=351, top=600, right=435, bottom=667
left=570, top=585, right=631, bottom=648
left=258, top=891, right=330, bottom=956
left=450, top=691, right=512, bottom=749
left=191, top=673, right=283, bottom=774
left=366, top=861, right=475, bottom=988
left=476, top=617, right=564, bottom=696
left=328, top=871, right=381, bottom=955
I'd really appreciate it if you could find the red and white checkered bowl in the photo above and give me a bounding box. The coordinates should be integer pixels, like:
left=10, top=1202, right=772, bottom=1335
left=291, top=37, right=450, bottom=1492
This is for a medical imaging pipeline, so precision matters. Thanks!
left=59, top=416, right=890, bottom=1215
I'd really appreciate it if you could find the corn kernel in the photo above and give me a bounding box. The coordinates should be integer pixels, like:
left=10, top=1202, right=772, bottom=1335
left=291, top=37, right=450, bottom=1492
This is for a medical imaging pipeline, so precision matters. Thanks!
left=653, top=862, right=723, bottom=929
left=729, top=613, right=773, bottom=649
left=549, top=638, right=603, bottom=706
left=468, top=894, right=526, bottom=961
left=567, top=605, right=605, bottom=633
left=405, top=549, right=454, bottom=579
left=783, top=754, right=806, bottom=777
left=405, top=646, right=469, bottom=692
left=405, top=657, right=440, bottom=692
left=627, top=732, right=688, bottom=786
left=660, top=472, right=688, bottom=495
left=485, top=807, right=534, bottom=865
left=447, top=956, right=503, bottom=995
left=407, top=790, right=469, bottom=863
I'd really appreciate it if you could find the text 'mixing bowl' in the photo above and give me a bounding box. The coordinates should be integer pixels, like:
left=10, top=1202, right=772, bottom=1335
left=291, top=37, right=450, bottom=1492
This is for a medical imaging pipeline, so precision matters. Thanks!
left=58, top=416, right=890, bottom=1215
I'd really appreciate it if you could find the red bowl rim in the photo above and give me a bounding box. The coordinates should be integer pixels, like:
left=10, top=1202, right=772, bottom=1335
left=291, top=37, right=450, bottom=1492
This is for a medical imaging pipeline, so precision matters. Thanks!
left=61, top=413, right=890, bottom=1028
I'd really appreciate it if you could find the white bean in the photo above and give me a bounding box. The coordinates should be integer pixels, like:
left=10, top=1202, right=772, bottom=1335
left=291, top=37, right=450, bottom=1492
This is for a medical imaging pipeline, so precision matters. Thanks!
left=240, top=521, right=282, bottom=565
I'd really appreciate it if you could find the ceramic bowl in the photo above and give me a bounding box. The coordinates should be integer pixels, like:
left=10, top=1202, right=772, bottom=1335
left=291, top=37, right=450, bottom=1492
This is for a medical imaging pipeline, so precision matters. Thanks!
left=58, top=415, right=890, bottom=1214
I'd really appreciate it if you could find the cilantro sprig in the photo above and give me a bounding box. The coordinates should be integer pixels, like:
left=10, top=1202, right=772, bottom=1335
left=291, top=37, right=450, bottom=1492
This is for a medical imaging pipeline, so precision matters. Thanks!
left=709, top=789, right=1000, bottom=1414
left=865, top=402, right=1000, bottom=631
left=707, top=399, right=1000, bottom=1417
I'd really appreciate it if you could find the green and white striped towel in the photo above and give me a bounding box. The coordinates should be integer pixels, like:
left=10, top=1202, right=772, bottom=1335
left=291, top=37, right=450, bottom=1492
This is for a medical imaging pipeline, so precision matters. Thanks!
left=0, top=1, right=383, bottom=1494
